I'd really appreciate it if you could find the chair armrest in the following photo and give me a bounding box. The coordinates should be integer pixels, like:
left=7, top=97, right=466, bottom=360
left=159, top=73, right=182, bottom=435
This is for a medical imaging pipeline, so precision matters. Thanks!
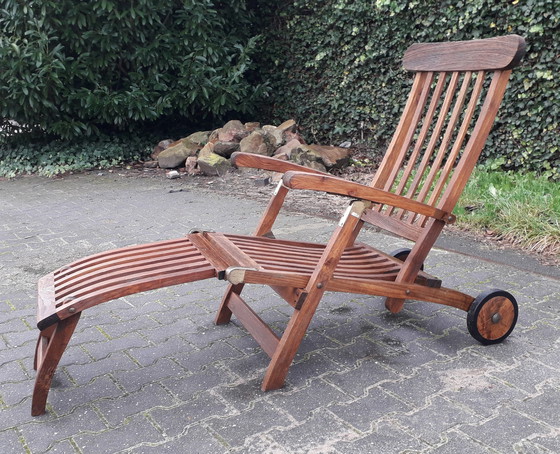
left=231, top=152, right=327, bottom=175
left=282, top=171, right=455, bottom=223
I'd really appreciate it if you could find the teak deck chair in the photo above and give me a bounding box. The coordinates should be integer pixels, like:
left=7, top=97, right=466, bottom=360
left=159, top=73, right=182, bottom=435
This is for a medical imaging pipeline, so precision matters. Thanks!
left=32, top=35, right=526, bottom=415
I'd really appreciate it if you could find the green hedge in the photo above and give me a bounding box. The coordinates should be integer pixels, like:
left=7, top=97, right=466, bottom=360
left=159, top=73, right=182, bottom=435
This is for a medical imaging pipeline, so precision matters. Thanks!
left=0, top=0, right=266, bottom=140
left=254, top=0, right=559, bottom=179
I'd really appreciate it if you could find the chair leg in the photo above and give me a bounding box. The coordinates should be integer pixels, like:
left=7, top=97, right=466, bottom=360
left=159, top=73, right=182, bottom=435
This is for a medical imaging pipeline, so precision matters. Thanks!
left=385, top=297, right=406, bottom=313
left=32, top=313, right=81, bottom=416
left=215, top=284, right=244, bottom=325
left=261, top=289, right=324, bottom=391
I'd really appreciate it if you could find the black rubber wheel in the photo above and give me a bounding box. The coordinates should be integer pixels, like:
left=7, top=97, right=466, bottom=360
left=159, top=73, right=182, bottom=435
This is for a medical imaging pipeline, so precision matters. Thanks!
left=390, top=248, right=424, bottom=271
left=467, top=289, right=518, bottom=345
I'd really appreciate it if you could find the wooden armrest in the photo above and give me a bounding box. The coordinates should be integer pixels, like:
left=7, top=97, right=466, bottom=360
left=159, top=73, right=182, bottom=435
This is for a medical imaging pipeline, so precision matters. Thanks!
left=282, top=171, right=455, bottom=223
left=231, top=152, right=327, bottom=175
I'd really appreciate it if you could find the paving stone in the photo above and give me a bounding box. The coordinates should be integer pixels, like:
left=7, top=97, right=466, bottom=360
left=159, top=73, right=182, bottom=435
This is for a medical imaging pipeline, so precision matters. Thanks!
left=286, top=351, right=344, bottom=385
left=269, top=409, right=362, bottom=452
left=427, top=430, right=495, bottom=453
left=173, top=340, right=244, bottom=372
left=48, top=375, right=123, bottom=415
left=323, top=353, right=399, bottom=398
left=0, top=428, right=26, bottom=454
left=73, top=414, right=164, bottom=452
left=64, top=351, right=138, bottom=386
left=401, top=396, right=478, bottom=445
left=329, top=386, right=411, bottom=432
left=19, top=406, right=106, bottom=452
left=511, top=384, right=560, bottom=427
left=150, top=391, right=231, bottom=438
left=460, top=407, right=548, bottom=453
left=129, top=425, right=227, bottom=453
left=125, top=335, right=194, bottom=367
left=490, top=357, right=558, bottom=394
left=112, top=357, right=189, bottom=393
left=93, top=383, right=175, bottom=427
left=208, top=400, right=294, bottom=447
left=333, top=421, right=429, bottom=454
left=267, top=378, right=348, bottom=420
left=163, top=364, right=237, bottom=401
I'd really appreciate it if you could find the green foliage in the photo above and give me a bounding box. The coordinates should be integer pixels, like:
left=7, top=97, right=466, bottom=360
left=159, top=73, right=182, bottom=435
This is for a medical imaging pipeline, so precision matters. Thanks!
left=0, top=134, right=152, bottom=177
left=0, top=0, right=267, bottom=139
left=253, top=0, right=559, bottom=178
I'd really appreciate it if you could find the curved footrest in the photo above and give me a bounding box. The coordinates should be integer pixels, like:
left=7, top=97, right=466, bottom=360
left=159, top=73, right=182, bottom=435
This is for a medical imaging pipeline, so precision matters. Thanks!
left=32, top=236, right=217, bottom=416
left=36, top=237, right=216, bottom=331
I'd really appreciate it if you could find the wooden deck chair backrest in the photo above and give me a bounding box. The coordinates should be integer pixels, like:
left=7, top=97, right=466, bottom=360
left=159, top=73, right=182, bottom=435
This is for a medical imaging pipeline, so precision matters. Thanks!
left=363, top=35, right=526, bottom=242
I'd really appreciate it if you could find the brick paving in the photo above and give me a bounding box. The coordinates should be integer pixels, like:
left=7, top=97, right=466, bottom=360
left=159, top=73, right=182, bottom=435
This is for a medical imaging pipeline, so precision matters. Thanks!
left=0, top=172, right=559, bottom=453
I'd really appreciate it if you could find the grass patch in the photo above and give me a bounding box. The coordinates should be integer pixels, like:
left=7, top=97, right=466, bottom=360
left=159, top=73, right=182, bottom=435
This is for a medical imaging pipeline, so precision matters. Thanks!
left=455, top=166, right=560, bottom=261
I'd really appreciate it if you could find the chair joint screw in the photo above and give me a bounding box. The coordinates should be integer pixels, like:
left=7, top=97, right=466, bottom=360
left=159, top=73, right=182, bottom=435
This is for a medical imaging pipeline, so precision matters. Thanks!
left=316, top=283, right=323, bottom=289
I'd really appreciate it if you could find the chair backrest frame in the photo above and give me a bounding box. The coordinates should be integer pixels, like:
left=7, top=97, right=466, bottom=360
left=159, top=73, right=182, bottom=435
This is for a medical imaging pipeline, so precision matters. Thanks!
left=362, top=35, right=526, bottom=242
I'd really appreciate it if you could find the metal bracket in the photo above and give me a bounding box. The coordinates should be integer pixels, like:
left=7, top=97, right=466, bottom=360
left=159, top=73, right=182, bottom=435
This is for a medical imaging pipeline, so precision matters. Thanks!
left=224, top=267, right=257, bottom=285
left=338, top=205, right=360, bottom=227
left=273, top=179, right=286, bottom=196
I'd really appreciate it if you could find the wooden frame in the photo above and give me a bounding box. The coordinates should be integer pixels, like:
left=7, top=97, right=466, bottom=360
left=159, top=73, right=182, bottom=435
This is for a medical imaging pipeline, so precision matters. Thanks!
left=32, top=35, right=525, bottom=415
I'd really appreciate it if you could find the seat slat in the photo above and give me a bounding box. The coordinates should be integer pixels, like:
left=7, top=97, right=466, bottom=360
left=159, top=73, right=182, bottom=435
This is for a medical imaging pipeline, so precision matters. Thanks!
left=55, top=238, right=195, bottom=278
left=55, top=249, right=203, bottom=293
left=55, top=257, right=212, bottom=303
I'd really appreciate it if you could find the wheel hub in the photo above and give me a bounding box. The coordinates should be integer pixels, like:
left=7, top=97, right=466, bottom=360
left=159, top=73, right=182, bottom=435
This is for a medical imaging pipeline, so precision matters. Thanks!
left=491, top=313, right=502, bottom=324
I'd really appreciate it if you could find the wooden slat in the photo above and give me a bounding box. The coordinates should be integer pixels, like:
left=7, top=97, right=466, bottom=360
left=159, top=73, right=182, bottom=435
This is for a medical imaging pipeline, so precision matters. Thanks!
left=55, top=256, right=211, bottom=303
left=371, top=72, right=433, bottom=190
left=440, top=70, right=513, bottom=212
left=188, top=233, right=233, bottom=272
left=56, top=248, right=202, bottom=288
left=403, top=35, right=525, bottom=71
left=405, top=72, right=460, bottom=204
left=54, top=238, right=193, bottom=279
left=327, top=278, right=473, bottom=311
left=227, top=292, right=280, bottom=358
left=283, top=172, right=451, bottom=222
left=392, top=72, right=449, bottom=202
left=361, top=208, right=423, bottom=242
left=56, top=266, right=216, bottom=320
left=422, top=71, right=474, bottom=213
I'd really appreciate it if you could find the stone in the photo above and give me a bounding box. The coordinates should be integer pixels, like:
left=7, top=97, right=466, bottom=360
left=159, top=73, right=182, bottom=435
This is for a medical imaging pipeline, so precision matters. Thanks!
left=213, top=141, right=240, bottom=158
left=273, top=138, right=303, bottom=161
left=185, top=156, right=201, bottom=175
left=218, top=120, right=249, bottom=142
left=157, top=141, right=199, bottom=169
left=283, top=129, right=307, bottom=144
left=277, top=119, right=297, bottom=133
left=244, top=122, right=260, bottom=131
left=197, top=152, right=231, bottom=176
left=143, top=160, right=158, bottom=168
left=198, top=141, right=215, bottom=159
left=253, top=176, right=271, bottom=187
left=151, top=139, right=174, bottom=160
left=305, top=144, right=352, bottom=168
left=184, top=130, right=210, bottom=146
left=166, top=170, right=181, bottom=179
left=239, top=130, right=276, bottom=156
left=290, top=145, right=327, bottom=172
left=262, top=125, right=284, bottom=147
left=305, top=160, right=328, bottom=172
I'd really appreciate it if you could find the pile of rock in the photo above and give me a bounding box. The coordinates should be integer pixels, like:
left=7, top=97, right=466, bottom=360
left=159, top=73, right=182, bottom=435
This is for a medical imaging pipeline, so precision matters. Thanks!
left=147, top=119, right=352, bottom=176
